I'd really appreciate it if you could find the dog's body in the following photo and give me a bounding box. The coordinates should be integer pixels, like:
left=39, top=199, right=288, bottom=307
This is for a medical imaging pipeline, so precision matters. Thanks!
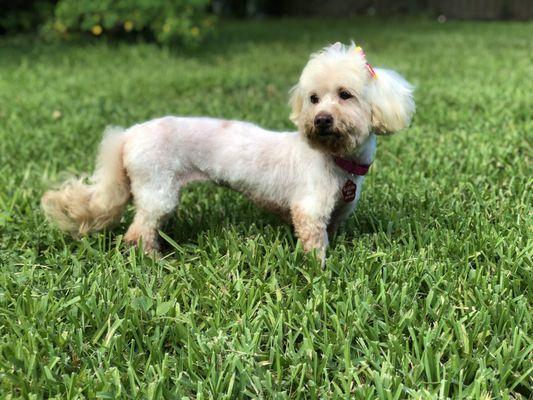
left=42, top=43, right=414, bottom=261
left=123, top=117, right=377, bottom=255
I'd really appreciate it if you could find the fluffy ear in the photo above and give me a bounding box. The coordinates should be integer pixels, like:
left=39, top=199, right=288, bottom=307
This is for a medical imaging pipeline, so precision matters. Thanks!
left=289, top=84, right=304, bottom=127
left=368, top=68, right=415, bottom=135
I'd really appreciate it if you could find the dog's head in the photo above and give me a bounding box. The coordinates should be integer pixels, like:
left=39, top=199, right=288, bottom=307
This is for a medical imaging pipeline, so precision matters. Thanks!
left=289, top=42, right=415, bottom=156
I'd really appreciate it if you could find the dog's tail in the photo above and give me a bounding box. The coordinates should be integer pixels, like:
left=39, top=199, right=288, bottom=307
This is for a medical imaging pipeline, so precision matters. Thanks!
left=41, top=127, right=130, bottom=236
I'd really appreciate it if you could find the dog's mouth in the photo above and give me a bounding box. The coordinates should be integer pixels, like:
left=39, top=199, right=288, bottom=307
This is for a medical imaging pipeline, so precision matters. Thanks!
left=303, top=120, right=368, bottom=156
left=315, top=127, right=336, bottom=137
left=307, top=122, right=343, bottom=139
left=304, top=126, right=353, bottom=155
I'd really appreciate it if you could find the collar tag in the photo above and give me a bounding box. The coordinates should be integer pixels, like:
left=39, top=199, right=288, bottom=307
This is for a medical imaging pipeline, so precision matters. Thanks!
left=342, top=180, right=357, bottom=202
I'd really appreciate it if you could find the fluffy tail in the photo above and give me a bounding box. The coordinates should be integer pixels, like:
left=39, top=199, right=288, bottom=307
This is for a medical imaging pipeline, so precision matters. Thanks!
left=41, top=127, right=130, bottom=236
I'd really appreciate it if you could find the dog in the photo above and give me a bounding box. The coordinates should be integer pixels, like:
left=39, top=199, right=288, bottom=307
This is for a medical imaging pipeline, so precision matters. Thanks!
left=41, top=42, right=415, bottom=262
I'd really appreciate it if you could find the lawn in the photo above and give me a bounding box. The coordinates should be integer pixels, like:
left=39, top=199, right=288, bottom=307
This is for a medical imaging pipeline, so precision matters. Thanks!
left=0, top=18, right=531, bottom=399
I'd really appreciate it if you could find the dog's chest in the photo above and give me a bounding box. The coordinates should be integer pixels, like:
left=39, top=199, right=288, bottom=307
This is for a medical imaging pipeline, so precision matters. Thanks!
left=332, top=174, right=366, bottom=212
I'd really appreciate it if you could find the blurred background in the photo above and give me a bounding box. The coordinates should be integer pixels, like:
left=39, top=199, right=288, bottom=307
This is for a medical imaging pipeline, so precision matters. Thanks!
left=1, top=2, right=531, bottom=398
left=1, top=0, right=532, bottom=45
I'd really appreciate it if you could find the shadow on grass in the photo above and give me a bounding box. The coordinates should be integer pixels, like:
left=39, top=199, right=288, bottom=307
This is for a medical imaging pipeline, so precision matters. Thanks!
left=155, top=184, right=292, bottom=253
left=151, top=183, right=409, bottom=256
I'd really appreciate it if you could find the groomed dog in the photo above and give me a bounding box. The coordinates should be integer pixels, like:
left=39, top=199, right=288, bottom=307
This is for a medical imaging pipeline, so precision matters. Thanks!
left=42, top=42, right=415, bottom=262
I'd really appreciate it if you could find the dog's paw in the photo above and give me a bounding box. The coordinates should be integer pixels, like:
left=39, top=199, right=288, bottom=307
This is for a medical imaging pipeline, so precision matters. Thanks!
left=123, top=230, right=161, bottom=257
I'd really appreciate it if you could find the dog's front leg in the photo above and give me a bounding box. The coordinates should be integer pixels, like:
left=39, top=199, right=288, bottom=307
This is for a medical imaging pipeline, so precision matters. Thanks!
left=290, top=204, right=329, bottom=264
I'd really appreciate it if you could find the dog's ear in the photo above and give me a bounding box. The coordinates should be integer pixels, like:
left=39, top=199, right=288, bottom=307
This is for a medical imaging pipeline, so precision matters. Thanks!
left=289, top=84, right=304, bottom=127
left=368, top=68, right=415, bottom=135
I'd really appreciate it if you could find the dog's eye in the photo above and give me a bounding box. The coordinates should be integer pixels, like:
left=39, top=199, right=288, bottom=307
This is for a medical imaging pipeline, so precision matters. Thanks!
left=310, top=94, right=319, bottom=104
left=339, top=90, right=353, bottom=100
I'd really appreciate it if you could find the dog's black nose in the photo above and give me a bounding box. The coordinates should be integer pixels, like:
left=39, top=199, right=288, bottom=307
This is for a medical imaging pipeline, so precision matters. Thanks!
left=314, top=113, right=334, bottom=129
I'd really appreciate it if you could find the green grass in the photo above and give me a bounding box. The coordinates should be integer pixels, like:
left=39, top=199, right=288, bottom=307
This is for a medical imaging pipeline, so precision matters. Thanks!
left=0, top=18, right=532, bottom=399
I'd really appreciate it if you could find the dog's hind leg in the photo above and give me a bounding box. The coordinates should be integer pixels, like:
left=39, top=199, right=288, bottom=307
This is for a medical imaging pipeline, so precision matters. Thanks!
left=124, top=169, right=210, bottom=253
left=124, top=172, right=180, bottom=253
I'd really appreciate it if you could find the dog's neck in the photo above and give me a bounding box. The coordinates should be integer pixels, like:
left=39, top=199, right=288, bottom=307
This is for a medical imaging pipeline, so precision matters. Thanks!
left=334, top=133, right=377, bottom=175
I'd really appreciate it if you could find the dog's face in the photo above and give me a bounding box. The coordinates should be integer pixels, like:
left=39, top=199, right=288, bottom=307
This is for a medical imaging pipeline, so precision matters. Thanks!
left=290, top=43, right=415, bottom=156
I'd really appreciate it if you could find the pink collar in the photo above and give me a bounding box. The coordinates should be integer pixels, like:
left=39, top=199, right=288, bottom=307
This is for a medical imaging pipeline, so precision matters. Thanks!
left=334, top=157, right=371, bottom=176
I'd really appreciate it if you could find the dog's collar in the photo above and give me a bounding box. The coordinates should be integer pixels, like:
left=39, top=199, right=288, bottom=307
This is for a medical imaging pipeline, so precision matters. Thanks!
left=334, top=157, right=371, bottom=176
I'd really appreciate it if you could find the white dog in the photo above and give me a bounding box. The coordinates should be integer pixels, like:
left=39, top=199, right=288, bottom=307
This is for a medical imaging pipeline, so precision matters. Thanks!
left=42, top=42, right=415, bottom=261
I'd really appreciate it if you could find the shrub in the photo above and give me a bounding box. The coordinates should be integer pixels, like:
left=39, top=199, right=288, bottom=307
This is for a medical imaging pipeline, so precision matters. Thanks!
left=49, top=0, right=214, bottom=45
left=0, top=1, right=55, bottom=34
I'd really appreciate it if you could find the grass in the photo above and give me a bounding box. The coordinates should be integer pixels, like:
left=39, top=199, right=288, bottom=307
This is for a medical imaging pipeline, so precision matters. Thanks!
left=0, top=17, right=532, bottom=399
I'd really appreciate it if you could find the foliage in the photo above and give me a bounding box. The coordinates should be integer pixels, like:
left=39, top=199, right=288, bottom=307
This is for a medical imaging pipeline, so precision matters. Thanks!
left=0, top=18, right=532, bottom=399
left=0, top=0, right=55, bottom=33
left=0, top=0, right=213, bottom=45
left=49, top=0, right=213, bottom=45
